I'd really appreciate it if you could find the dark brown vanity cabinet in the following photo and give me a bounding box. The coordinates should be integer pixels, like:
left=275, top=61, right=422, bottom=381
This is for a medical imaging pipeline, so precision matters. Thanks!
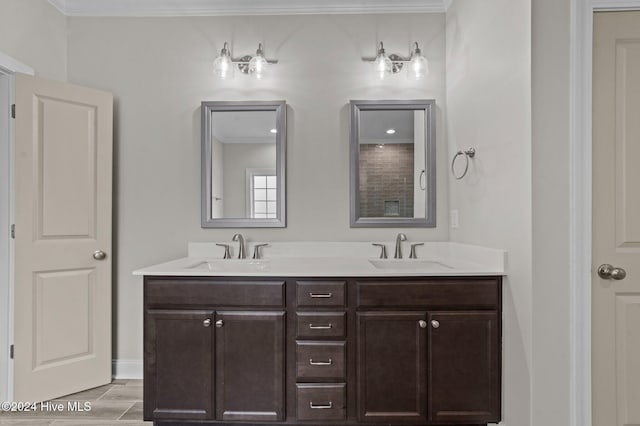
left=427, top=311, right=500, bottom=424
left=144, top=278, right=286, bottom=423
left=144, top=275, right=501, bottom=426
left=356, top=279, right=502, bottom=425
left=357, top=312, right=428, bottom=422
left=145, top=310, right=214, bottom=420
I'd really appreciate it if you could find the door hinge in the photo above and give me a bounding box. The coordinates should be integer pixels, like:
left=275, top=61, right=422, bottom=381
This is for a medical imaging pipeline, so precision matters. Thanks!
left=10, top=224, right=15, bottom=239
left=9, top=345, right=14, bottom=359
left=11, top=104, right=15, bottom=119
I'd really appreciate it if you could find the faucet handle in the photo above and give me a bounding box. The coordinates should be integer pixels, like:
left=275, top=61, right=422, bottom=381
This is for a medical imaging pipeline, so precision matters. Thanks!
left=409, top=243, right=424, bottom=259
left=252, top=243, right=269, bottom=259
left=216, top=243, right=231, bottom=259
left=372, top=243, right=388, bottom=259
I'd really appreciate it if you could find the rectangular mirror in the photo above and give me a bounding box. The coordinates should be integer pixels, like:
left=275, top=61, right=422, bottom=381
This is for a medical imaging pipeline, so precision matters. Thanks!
left=350, top=100, right=435, bottom=227
left=201, top=101, right=286, bottom=228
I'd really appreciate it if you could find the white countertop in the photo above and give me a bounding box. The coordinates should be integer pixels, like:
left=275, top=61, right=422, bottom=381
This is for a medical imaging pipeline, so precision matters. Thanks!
left=132, top=242, right=506, bottom=277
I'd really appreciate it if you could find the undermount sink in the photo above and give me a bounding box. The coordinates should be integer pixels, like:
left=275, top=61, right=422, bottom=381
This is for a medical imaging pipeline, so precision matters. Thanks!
left=368, top=259, right=454, bottom=271
left=187, top=259, right=271, bottom=272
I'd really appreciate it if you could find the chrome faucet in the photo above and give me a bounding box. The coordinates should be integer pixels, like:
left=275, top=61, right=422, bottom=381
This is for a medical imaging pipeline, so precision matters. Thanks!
left=394, top=233, right=407, bottom=259
left=232, top=233, right=245, bottom=259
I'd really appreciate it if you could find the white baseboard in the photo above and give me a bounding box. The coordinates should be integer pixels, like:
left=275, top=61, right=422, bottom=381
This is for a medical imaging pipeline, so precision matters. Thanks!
left=112, top=359, right=143, bottom=379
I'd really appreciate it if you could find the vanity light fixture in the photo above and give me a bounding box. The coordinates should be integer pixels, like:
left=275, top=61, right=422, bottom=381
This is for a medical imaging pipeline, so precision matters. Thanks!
left=213, top=42, right=234, bottom=79
left=363, top=42, right=430, bottom=81
left=213, top=42, right=278, bottom=79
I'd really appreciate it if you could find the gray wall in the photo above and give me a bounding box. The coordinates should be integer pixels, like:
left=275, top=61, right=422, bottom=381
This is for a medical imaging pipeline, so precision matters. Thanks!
left=446, top=1, right=532, bottom=425
left=222, top=143, right=277, bottom=217
left=0, top=0, right=67, bottom=80
left=532, top=0, right=571, bottom=424
left=66, top=14, right=448, bottom=361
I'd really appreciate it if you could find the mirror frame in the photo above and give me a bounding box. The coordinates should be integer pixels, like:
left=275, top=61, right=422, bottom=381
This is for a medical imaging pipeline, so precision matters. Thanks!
left=350, top=99, right=436, bottom=228
left=201, top=100, right=287, bottom=228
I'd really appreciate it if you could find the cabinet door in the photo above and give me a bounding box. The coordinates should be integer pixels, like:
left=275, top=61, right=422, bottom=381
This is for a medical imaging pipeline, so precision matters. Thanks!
left=357, top=312, right=427, bottom=422
left=144, top=310, right=214, bottom=420
left=428, top=311, right=500, bottom=423
left=215, top=311, right=285, bottom=422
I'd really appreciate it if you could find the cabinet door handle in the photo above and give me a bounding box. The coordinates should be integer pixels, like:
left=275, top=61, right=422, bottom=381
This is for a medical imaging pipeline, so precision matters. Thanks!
left=418, top=320, right=427, bottom=329
left=309, top=324, right=332, bottom=330
left=309, top=292, right=333, bottom=298
left=309, top=358, right=332, bottom=366
left=431, top=320, right=440, bottom=329
left=215, top=320, right=224, bottom=328
left=309, top=402, right=333, bottom=409
left=203, top=319, right=212, bottom=327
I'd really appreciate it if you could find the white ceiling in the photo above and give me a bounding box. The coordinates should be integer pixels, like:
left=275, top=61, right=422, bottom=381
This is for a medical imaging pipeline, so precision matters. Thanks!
left=360, top=110, right=415, bottom=145
left=47, top=0, right=448, bottom=17
left=211, top=111, right=277, bottom=144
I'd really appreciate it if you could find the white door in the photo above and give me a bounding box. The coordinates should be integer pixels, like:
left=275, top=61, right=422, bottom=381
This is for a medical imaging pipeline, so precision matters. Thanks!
left=0, top=71, right=12, bottom=403
left=13, top=73, right=113, bottom=401
left=593, top=11, right=640, bottom=426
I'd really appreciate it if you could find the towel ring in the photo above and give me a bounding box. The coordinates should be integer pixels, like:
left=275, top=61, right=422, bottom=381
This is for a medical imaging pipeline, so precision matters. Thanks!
left=451, top=148, right=476, bottom=180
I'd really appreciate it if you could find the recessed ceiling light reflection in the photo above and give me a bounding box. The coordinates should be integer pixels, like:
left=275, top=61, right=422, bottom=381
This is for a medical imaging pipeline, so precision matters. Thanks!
left=386, top=129, right=396, bottom=134
left=270, top=128, right=277, bottom=134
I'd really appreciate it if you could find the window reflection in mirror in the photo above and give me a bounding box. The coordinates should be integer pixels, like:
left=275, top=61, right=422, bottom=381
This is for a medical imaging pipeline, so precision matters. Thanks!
left=202, top=101, right=286, bottom=228
left=350, top=100, right=435, bottom=227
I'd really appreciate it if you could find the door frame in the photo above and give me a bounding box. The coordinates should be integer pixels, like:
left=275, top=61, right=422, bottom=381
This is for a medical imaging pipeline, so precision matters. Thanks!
left=570, top=2, right=640, bottom=426
left=0, top=53, right=34, bottom=402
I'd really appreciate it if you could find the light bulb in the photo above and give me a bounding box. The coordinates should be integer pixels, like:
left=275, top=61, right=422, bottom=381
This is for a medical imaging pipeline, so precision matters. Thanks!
left=374, top=42, right=392, bottom=80
left=408, top=43, right=429, bottom=80
left=213, top=42, right=234, bottom=79
left=249, top=43, right=268, bottom=79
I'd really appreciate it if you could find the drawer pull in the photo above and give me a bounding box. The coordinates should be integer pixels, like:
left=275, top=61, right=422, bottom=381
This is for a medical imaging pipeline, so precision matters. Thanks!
left=309, top=324, right=333, bottom=330
left=309, top=292, right=333, bottom=298
left=309, top=358, right=333, bottom=366
left=309, top=402, right=333, bottom=409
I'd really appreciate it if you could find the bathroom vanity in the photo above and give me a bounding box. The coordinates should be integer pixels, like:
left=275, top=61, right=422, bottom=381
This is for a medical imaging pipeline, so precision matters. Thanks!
left=135, top=242, right=505, bottom=426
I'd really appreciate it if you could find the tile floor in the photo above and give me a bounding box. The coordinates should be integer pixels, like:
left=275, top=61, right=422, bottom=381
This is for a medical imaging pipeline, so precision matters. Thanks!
left=0, top=380, right=151, bottom=425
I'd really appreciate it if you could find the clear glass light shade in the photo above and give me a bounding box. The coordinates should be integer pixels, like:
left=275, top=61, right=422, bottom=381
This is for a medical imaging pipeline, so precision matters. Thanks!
left=249, top=51, right=268, bottom=79
left=213, top=43, right=235, bottom=79
left=374, top=52, right=392, bottom=80
left=213, top=52, right=234, bottom=79
left=408, top=51, right=429, bottom=80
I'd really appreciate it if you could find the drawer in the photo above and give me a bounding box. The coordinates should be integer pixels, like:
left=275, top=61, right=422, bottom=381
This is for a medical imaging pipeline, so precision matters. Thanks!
left=356, top=278, right=500, bottom=308
left=297, top=312, right=346, bottom=339
left=296, top=341, right=346, bottom=379
left=145, top=277, right=285, bottom=307
left=296, top=383, right=346, bottom=420
left=296, top=281, right=346, bottom=307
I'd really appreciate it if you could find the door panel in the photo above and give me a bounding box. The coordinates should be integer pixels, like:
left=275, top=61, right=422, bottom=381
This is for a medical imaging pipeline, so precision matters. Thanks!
left=145, top=310, right=214, bottom=420
left=593, top=11, right=640, bottom=426
left=38, top=96, right=97, bottom=239
left=215, top=311, right=285, bottom=422
left=14, top=73, right=112, bottom=401
left=34, top=269, right=94, bottom=368
left=357, top=311, right=427, bottom=423
left=427, top=311, right=500, bottom=423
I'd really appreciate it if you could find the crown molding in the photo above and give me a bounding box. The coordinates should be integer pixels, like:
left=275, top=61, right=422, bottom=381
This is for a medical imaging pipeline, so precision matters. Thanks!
left=592, top=0, right=640, bottom=9
left=48, top=0, right=446, bottom=17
